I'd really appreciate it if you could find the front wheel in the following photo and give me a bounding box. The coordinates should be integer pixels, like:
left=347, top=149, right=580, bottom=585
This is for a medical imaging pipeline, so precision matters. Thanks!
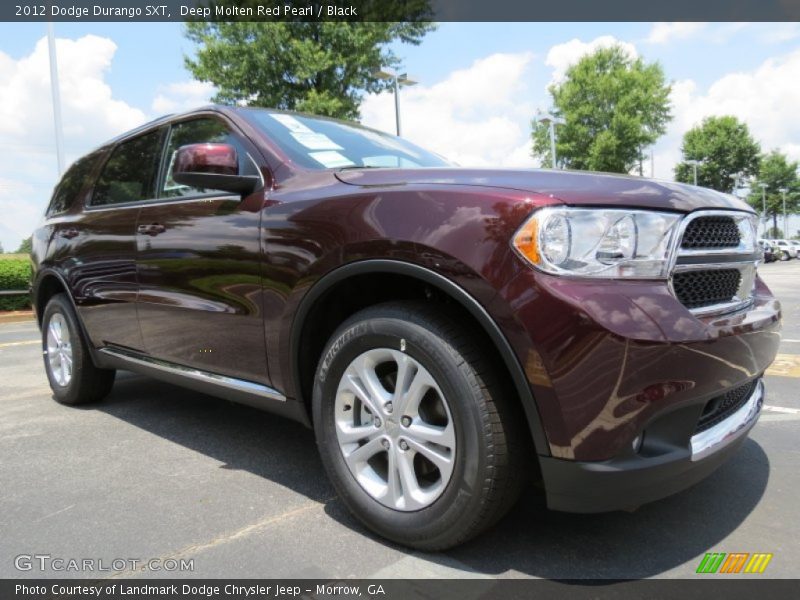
left=781, top=251, right=790, bottom=261
left=313, top=302, right=524, bottom=550
left=42, top=293, right=116, bottom=405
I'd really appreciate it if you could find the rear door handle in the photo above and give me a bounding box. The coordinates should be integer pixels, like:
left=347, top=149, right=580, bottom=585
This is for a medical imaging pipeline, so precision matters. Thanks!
left=60, top=228, right=79, bottom=239
left=137, top=223, right=166, bottom=236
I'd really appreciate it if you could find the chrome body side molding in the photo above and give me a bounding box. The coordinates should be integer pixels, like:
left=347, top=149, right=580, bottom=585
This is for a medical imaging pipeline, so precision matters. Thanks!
left=96, top=347, right=310, bottom=425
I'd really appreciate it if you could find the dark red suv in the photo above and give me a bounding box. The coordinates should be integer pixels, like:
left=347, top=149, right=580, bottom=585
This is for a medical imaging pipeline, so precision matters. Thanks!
left=31, top=106, right=780, bottom=550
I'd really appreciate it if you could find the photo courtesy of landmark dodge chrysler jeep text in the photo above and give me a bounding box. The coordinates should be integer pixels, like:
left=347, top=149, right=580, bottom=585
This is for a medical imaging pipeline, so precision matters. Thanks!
left=30, top=107, right=781, bottom=550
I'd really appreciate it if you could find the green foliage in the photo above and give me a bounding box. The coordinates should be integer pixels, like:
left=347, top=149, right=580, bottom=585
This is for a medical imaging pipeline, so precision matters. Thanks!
left=674, top=116, right=761, bottom=192
left=15, top=236, right=32, bottom=254
left=184, top=10, right=434, bottom=120
left=0, top=257, right=31, bottom=310
left=766, top=226, right=784, bottom=239
left=748, top=150, right=800, bottom=232
left=531, top=45, right=672, bottom=172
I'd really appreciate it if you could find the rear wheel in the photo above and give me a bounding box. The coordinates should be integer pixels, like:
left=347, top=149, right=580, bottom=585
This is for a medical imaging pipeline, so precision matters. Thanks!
left=313, top=301, right=524, bottom=550
left=42, top=293, right=115, bottom=405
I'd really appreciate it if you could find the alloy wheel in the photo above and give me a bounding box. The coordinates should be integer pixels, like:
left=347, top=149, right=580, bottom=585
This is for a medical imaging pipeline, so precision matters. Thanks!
left=46, top=313, right=73, bottom=387
left=334, top=348, right=456, bottom=511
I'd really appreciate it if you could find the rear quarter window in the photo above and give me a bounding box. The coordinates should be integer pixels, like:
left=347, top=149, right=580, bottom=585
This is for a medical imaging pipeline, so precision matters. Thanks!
left=46, top=152, right=102, bottom=216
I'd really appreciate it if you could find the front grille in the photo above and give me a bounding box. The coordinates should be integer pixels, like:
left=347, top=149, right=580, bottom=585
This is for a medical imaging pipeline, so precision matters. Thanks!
left=672, top=269, right=741, bottom=309
left=695, top=380, right=758, bottom=433
left=681, top=216, right=741, bottom=249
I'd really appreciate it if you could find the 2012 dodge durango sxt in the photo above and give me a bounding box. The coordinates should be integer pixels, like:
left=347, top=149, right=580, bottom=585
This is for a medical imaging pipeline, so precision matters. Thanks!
left=31, top=106, right=781, bottom=550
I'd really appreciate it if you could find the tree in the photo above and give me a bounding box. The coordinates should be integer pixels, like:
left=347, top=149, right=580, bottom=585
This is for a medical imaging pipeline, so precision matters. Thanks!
left=15, top=236, right=32, bottom=254
left=531, top=45, right=671, bottom=173
left=184, top=11, right=434, bottom=120
left=674, top=116, right=761, bottom=192
left=748, top=150, right=800, bottom=236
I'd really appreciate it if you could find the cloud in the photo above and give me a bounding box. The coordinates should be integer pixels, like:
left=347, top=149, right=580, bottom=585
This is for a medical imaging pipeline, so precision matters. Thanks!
left=757, top=23, right=800, bottom=44
left=360, top=52, right=537, bottom=168
left=0, top=35, right=147, bottom=250
left=151, top=80, right=215, bottom=115
left=645, top=22, right=706, bottom=45
left=651, top=47, right=800, bottom=179
left=544, top=36, right=638, bottom=85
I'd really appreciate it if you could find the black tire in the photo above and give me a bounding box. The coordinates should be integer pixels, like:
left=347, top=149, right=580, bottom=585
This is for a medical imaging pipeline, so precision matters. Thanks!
left=312, top=301, right=524, bottom=550
left=781, top=251, right=790, bottom=261
left=41, top=293, right=116, bottom=405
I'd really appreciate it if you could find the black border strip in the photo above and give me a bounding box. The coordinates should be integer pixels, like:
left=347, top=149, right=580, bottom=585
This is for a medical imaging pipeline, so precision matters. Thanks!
left=4, top=0, right=800, bottom=23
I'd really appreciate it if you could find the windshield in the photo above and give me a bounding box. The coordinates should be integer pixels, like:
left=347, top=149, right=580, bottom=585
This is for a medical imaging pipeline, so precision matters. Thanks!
left=247, top=109, right=451, bottom=170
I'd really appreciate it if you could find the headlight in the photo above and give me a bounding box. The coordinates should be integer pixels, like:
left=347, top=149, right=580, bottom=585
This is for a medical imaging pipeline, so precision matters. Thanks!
left=512, top=207, right=682, bottom=278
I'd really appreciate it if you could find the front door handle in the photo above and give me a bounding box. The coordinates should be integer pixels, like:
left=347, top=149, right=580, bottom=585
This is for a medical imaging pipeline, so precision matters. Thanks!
left=137, top=223, right=166, bottom=236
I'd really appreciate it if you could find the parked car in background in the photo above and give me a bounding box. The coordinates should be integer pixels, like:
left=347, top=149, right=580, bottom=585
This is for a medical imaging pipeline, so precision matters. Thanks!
left=758, top=239, right=778, bottom=263
left=30, top=106, right=781, bottom=550
left=770, top=239, right=797, bottom=260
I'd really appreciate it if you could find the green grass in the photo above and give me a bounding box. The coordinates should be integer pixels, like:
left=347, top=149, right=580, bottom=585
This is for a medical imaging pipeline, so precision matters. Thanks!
left=0, top=256, right=31, bottom=310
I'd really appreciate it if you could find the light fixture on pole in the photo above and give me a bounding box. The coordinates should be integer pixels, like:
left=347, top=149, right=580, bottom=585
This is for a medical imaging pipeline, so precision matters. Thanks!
left=728, top=171, right=745, bottom=198
left=758, top=182, right=769, bottom=237
left=373, top=69, right=417, bottom=137
left=536, top=113, right=566, bottom=169
left=778, top=187, right=788, bottom=238
left=686, top=159, right=704, bottom=186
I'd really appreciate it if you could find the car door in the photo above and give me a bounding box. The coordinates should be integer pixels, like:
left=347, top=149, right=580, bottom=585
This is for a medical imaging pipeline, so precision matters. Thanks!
left=135, top=116, right=269, bottom=384
left=68, top=128, right=166, bottom=351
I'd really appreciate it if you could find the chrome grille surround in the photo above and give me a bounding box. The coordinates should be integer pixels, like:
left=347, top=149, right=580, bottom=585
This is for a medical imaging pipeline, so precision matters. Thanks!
left=669, top=210, right=759, bottom=317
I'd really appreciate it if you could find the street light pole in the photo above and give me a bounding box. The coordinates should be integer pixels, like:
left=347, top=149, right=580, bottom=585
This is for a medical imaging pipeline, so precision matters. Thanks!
left=779, top=187, right=788, bottom=238
left=536, top=113, right=566, bottom=169
left=47, top=22, right=65, bottom=175
left=373, top=69, right=417, bottom=137
left=758, top=183, right=769, bottom=237
left=686, top=159, right=703, bottom=186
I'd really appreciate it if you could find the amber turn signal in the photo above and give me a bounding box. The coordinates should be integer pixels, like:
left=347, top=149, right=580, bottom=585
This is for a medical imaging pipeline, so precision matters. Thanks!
left=513, top=216, right=540, bottom=264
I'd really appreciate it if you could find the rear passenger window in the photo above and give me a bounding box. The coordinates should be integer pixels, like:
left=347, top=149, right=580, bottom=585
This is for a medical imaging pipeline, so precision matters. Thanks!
left=47, top=152, right=101, bottom=215
left=159, top=118, right=258, bottom=199
left=92, top=130, right=163, bottom=206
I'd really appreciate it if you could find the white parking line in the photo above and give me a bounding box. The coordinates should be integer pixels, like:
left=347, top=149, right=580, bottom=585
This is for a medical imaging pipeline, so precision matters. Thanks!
left=763, top=405, right=800, bottom=414
left=0, top=340, right=38, bottom=349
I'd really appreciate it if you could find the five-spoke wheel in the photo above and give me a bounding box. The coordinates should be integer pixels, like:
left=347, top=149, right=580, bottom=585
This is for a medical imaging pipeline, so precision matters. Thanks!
left=313, top=301, right=523, bottom=550
left=46, top=312, right=73, bottom=387
left=335, top=348, right=456, bottom=511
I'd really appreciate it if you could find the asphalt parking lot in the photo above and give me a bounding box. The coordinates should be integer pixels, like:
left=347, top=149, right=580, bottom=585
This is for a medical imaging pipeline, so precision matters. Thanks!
left=1, top=262, right=799, bottom=580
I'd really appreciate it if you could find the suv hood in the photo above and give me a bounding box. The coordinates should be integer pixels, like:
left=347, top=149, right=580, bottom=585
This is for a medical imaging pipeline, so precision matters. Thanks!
left=335, top=168, right=753, bottom=214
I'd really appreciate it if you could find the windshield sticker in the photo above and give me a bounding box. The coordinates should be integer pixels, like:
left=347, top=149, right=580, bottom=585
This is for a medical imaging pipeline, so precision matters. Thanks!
left=270, top=114, right=314, bottom=134
left=291, top=131, right=343, bottom=151
left=309, top=150, right=355, bottom=168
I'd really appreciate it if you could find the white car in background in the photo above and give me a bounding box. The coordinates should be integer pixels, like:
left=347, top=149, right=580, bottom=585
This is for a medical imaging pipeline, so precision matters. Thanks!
left=770, top=239, right=797, bottom=260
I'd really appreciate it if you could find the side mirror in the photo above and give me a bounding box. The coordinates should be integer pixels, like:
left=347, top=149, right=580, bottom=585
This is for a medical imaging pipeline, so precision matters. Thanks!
left=172, top=143, right=260, bottom=196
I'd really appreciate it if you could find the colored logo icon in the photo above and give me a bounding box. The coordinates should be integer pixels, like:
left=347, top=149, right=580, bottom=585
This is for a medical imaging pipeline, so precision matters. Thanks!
left=696, top=552, right=773, bottom=574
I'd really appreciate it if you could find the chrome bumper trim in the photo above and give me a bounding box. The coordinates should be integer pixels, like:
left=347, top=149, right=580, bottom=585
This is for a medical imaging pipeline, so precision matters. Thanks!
left=690, top=379, right=763, bottom=461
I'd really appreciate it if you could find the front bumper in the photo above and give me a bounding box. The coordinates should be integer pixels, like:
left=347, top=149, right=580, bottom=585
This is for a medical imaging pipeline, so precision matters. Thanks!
left=540, top=379, right=764, bottom=513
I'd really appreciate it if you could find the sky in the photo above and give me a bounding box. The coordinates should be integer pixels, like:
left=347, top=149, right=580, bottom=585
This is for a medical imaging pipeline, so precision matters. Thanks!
left=1, top=21, right=800, bottom=250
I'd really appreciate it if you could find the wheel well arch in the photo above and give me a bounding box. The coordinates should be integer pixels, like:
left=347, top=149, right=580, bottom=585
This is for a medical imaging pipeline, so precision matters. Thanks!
left=33, top=271, right=70, bottom=327
left=290, top=259, right=550, bottom=455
